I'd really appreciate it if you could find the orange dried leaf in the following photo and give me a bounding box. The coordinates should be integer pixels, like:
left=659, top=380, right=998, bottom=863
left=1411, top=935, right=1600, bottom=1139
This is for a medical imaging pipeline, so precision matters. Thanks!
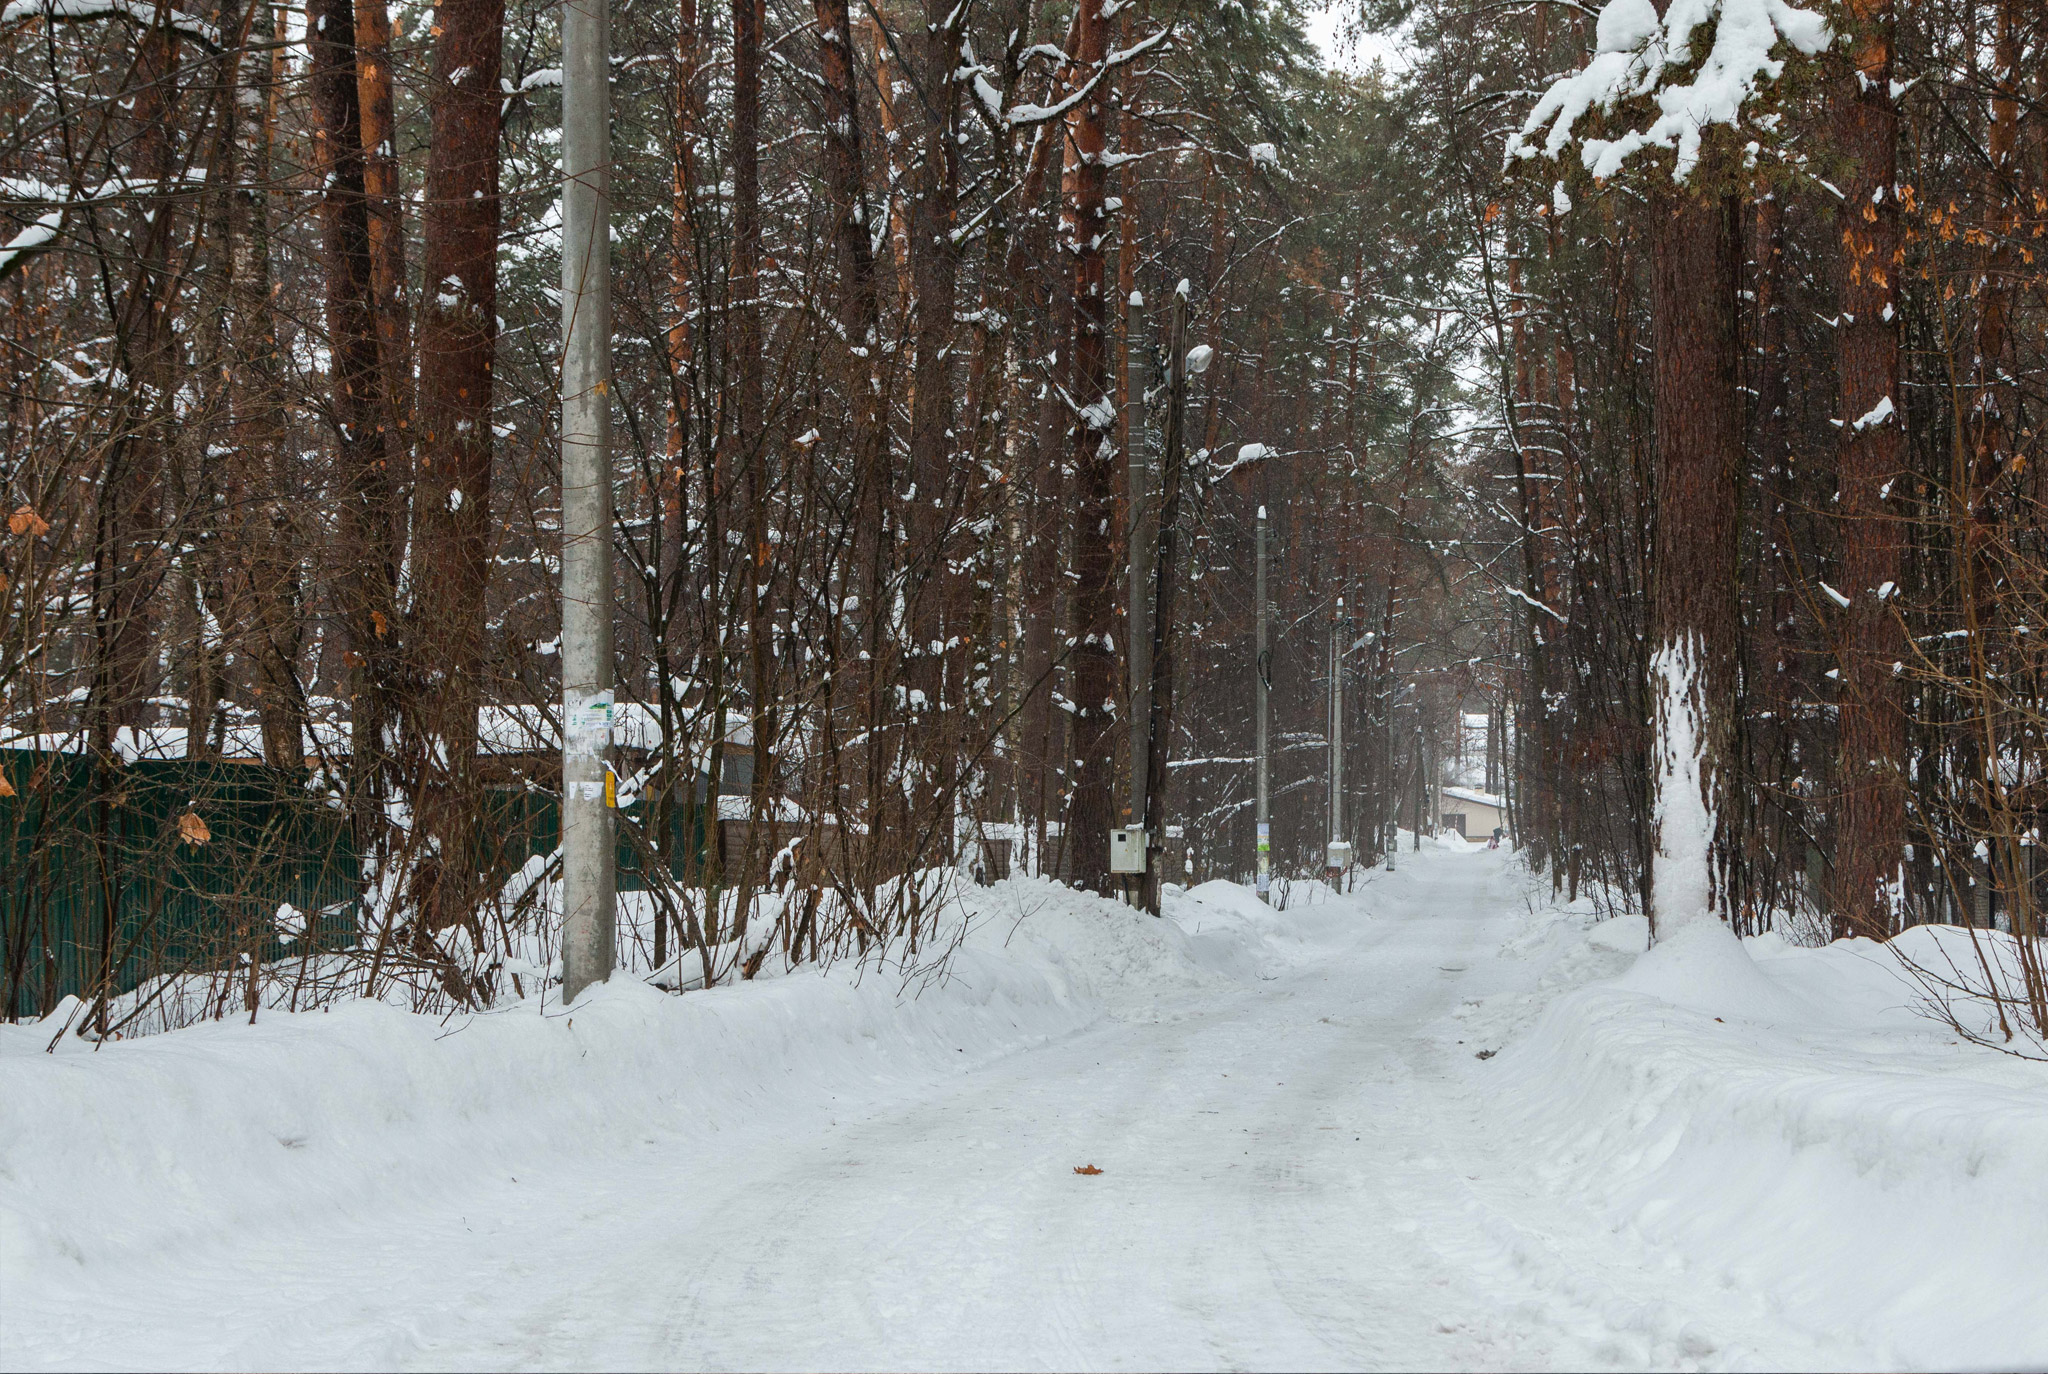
left=0, top=773, right=15, bottom=798
left=1072, top=1164, right=1103, bottom=1176
left=177, top=811, right=211, bottom=846
left=9, top=505, right=50, bottom=538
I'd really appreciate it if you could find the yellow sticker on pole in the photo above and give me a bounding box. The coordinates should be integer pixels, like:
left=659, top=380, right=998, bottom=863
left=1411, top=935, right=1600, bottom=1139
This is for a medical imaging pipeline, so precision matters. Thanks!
left=603, top=769, right=617, bottom=809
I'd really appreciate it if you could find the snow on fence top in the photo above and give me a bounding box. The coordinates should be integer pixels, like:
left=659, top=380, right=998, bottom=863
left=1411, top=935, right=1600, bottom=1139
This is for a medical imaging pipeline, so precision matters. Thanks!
left=1506, top=0, right=1830, bottom=183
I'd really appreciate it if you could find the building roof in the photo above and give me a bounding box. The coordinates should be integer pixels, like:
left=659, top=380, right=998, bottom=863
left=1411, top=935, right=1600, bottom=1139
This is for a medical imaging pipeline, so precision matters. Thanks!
left=1, top=703, right=754, bottom=764
left=1441, top=785, right=1506, bottom=810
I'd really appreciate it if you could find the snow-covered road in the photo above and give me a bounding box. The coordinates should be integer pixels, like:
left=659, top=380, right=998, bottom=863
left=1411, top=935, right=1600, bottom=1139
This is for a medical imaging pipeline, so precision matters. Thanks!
left=12, top=848, right=1908, bottom=1372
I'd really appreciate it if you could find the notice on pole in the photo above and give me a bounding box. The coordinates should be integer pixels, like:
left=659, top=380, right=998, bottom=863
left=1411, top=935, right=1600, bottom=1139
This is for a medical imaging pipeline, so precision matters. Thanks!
left=565, top=690, right=614, bottom=757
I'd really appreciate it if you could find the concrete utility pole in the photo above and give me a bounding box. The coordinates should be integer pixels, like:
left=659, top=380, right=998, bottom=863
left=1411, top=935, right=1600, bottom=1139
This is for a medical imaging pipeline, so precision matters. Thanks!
left=1411, top=722, right=1425, bottom=850
left=1255, top=505, right=1270, bottom=903
left=558, top=0, right=615, bottom=1006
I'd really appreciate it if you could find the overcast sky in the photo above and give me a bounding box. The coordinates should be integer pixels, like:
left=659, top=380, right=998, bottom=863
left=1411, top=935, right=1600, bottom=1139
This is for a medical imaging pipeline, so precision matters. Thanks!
left=1303, top=3, right=1413, bottom=76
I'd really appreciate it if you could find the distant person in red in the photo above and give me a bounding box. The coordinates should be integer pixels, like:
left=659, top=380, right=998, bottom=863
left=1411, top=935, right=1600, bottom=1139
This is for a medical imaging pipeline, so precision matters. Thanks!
left=1489, top=826, right=1503, bottom=850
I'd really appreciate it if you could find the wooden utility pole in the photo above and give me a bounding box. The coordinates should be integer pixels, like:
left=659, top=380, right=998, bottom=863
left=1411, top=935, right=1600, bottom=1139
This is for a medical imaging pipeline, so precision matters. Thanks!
left=1328, top=597, right=1347, bottom=889
left=1255, top=504, right=1271, bottom=902
left=1138, top=285, right=1191, bottom=915
left=559, top=0, right=615, bottom=1004
left=1127, top=304, right=1155, bottom=896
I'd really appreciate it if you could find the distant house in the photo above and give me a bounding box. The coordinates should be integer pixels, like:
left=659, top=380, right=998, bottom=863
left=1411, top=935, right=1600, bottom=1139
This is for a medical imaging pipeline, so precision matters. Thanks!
left=1439, top=785, right=1506, bottom=840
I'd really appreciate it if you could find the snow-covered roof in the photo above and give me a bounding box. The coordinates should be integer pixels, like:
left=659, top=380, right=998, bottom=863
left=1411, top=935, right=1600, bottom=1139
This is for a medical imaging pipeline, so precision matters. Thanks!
left=0, top=724, right=346, bottom=764
left=1441, top=785, right=1505, bottom=810
left=478, top=704, right=752, bottom=756
left=1, top=704, right=754, bottom=763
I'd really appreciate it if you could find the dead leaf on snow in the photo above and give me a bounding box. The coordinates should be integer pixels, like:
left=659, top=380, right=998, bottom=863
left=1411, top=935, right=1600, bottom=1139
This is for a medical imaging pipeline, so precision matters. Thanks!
left=1072, top=1164, right=1102, bottom=1176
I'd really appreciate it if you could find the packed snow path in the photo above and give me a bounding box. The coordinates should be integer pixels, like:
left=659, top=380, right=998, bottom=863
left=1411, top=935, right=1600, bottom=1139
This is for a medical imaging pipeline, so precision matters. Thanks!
left=7, top=847, right=2022, bottom=1371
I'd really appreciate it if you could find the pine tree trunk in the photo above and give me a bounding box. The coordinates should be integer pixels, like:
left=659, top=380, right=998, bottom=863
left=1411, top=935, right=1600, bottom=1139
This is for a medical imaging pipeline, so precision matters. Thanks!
left=1063, top=0, right=1116, bottom=895
left=228, top=3, right=308, bottom=772
left=1647, top=180, right=1743, bottom=938
left=814, top=0, right=890, bottom=890
left=93, top=25, right=181, bottom=758
left=723, top=0, right=763, bottom=948
left=408, top=0, right=502, bottom=934
left=355, top=0, right=413, bottom=453
left=308, top=0, right=397, bottom=861
left=906, top=0, right=964, bottom=860
left=1830, top=0, right=1906, bottom=939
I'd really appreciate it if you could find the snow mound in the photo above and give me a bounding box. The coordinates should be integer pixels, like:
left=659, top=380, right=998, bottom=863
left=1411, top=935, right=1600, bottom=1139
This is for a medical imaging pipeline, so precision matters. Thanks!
left=0, top=875, right=1279, bottom=1320
left=963, top=877, right=1268, bottom=1020
left=1490, top=917, right=2048, bottom=1369
left=1611, top=916, right=1812, bottom=1022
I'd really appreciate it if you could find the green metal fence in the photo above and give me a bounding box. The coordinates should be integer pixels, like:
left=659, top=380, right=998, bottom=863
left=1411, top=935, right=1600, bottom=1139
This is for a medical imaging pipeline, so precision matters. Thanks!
left=1, top=751, right=362, bottom=1020
left=1, top=750, right=711, bottom=1020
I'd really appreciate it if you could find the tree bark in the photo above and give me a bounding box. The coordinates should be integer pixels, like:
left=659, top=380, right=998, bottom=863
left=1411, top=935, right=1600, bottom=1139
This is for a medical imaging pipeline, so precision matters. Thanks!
left=1063, top=0, right=1116, bottom=895
left=1830, top=0, right=1906, bottom=939
left=407, top=0, right=502, bottom=933
left=230, top=3, right=308, bottom=771
left=1647, top=179, right=1743, bottom=938
left=814, top=0, right=892, bottom=889
left=309, top=0, right=398, bottom=845
left=92, top=24, right=182, bottom=758
left=906, top=0, right=965, bottom=860
left=355, top=0, right=413, bottom=455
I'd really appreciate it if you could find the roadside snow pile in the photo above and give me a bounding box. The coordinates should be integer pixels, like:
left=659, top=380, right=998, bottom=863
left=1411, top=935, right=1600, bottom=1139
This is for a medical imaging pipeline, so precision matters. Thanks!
left=0, top=876, right=1284, bottom=1308
left=1489, top=914, right=2048, bottom=1370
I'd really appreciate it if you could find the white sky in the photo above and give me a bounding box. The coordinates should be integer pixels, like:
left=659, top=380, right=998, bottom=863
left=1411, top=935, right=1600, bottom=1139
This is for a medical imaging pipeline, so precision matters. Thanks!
left=1303, top=2, right=1413, bottom=76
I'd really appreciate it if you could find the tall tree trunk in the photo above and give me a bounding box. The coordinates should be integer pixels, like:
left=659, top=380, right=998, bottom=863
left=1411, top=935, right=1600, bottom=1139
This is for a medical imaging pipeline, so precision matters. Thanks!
left=1964, top=0, right=2019, bottom=598
left=666, top=0, right=699, bottom=467
left=408, top=0, right=502, bottom=936
left=1830, top=0, right=1905, bottom=939
left=308, top=0, right=398, bottom=886
left=355, top=0, right=413, bottom=454
left=231, top=2, right=308, bottom=771
left=93, top=24, right=181, bottom=759
left=727, top=0, right=763, bottom=953
left=1646, top=179, right=1743, bottom=939
left=1062, top=0, right=1116, bottom=895
left=906, top=0, right=964, bottom=862
left=814, top=0, right=890, bottom=891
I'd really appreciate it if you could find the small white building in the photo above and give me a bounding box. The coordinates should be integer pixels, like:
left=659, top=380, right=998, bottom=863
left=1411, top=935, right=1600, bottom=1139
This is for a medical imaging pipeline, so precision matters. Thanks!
left=1439, top=785, right=1506, bottom=841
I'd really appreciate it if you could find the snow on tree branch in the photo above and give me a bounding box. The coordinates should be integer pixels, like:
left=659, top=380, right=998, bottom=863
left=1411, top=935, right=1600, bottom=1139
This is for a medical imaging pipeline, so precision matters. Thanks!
left=0, top=0, right=222, bottom=50
left=1004, top=27, right=1171, bottom=128
left=1505, top=0, right=1829, bottom=182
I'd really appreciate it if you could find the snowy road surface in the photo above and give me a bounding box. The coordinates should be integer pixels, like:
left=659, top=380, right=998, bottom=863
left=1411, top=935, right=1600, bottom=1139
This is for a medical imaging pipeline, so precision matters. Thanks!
left=6, top=847, right=2035, bottom=1371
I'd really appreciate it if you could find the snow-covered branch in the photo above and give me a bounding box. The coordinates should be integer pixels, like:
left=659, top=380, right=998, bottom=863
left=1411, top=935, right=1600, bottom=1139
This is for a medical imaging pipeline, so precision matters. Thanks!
left=1506, top=0, right=1829, bottom=182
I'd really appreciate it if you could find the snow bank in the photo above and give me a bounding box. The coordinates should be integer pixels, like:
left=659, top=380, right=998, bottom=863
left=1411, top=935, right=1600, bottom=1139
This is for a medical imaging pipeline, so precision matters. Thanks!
left=1484, top=912, right=2048, bottom=1369
left=0, top=876, right=1284, bottom=1324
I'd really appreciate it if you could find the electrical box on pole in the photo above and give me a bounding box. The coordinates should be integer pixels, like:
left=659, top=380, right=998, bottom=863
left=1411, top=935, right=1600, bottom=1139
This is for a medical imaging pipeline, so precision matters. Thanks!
left=1109, top=826, right=1150, bottom=874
